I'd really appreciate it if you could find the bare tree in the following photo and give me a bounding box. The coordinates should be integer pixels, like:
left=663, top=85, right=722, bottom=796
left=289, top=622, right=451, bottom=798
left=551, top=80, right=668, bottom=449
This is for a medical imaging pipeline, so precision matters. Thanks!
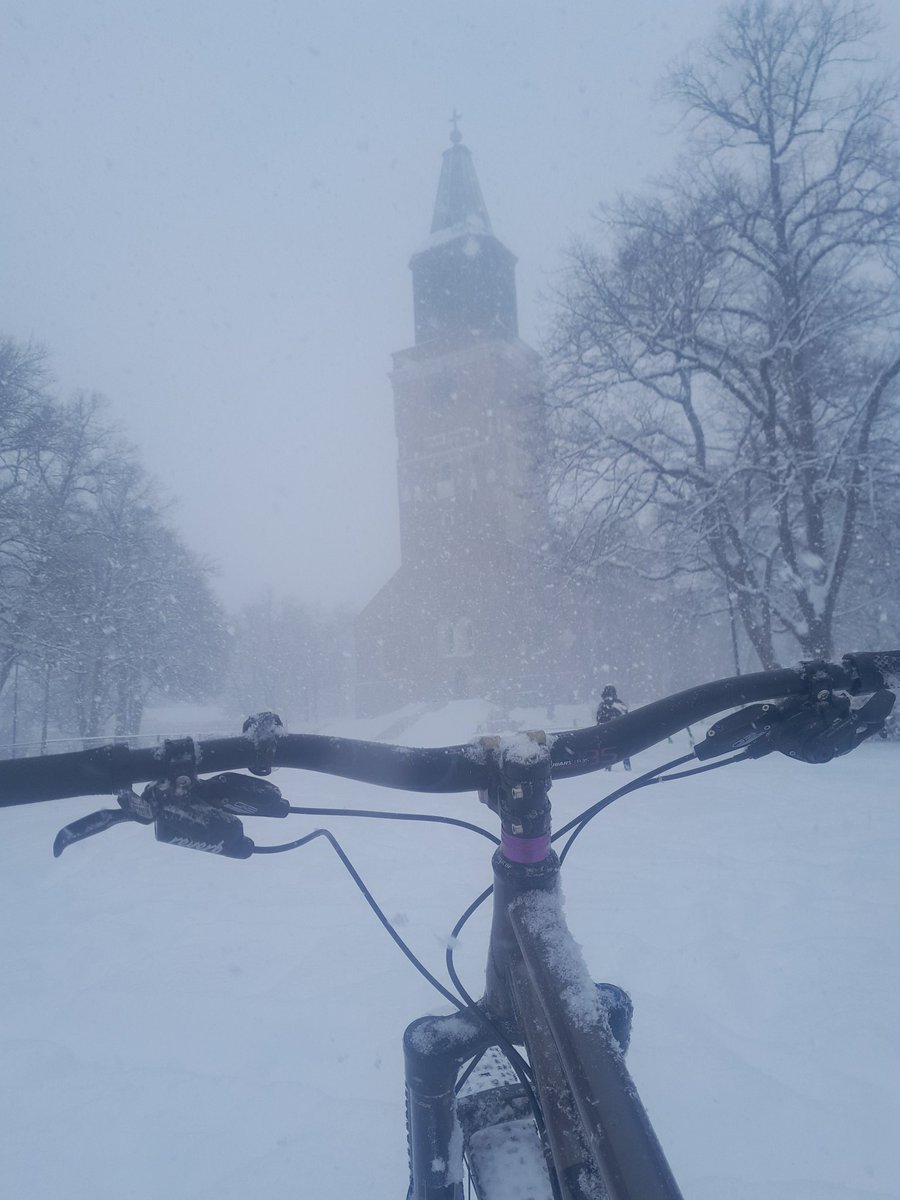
left=51, top=462, right=225, bottom=740
left=0, top=342, right=84, bottom=700
left=548, top=0, right=900, bottom=666
left=0, top=336, right=226, bottom=749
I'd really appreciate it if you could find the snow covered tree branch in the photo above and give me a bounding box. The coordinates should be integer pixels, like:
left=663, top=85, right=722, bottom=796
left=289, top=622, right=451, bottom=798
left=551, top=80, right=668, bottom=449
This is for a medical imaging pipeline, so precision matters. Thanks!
left=547, top=0, right=900, bottom=666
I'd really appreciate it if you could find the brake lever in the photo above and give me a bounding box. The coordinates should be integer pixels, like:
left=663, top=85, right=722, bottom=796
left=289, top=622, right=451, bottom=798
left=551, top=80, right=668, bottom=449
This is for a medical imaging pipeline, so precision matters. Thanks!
left=52, top=771, right=287, bottom=859
left=52, top=789, right=155, bottom=858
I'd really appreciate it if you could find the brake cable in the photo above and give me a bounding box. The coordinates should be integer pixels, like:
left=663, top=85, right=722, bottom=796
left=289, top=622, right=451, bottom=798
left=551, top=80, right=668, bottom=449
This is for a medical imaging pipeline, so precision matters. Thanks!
left=445, top=750, right=751, bottom=1011
left=286, top=804, right=499, bottom=844
left=244, top=751, right=749, bottom=1021
left=258, top=820, right=554, bottom=1185
left=255, top=826, right=468, bottom=1011
left=556, top=752, right=750, bottom=865
left=439, top=752, right=735, bottom=1193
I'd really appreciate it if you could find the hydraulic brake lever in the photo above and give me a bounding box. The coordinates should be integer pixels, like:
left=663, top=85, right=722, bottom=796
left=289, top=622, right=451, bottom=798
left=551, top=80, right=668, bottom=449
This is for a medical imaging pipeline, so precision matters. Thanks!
left=52, top=771, right=288, bottom=859
left=696, top=689, right=895, bottom=765
left=52, top=788, right=155, bottom=857
left=52, top=726, right=291, bottom=859
left=52, top=768, right=286, bottom=864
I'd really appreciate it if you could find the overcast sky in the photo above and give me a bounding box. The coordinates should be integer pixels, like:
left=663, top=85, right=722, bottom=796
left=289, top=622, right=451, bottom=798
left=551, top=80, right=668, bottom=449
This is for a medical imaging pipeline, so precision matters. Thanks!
left=3, top=0, right=898, bottom=613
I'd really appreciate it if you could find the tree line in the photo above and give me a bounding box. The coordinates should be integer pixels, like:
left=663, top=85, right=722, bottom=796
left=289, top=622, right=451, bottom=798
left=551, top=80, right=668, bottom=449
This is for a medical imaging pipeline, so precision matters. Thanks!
left=0, top=337, right=351, bottom=753
left=0, top=336, right=226, bottom=748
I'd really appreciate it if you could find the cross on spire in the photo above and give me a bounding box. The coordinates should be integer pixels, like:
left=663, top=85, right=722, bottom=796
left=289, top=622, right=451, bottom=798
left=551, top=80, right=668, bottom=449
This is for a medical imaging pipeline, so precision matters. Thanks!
left=449, top=109, right=463, bottom=145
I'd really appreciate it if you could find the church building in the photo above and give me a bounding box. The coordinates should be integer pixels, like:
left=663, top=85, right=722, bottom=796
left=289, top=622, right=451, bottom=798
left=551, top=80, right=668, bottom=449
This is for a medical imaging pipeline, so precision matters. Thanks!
left=355, top=126, right=599, bottom=716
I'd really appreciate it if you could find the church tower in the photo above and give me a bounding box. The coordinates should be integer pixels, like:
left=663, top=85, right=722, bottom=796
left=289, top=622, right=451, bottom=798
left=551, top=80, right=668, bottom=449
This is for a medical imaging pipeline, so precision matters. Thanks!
left=396, top=123, right=547, bottom=573
left=355, top=127, right=565, bottom=715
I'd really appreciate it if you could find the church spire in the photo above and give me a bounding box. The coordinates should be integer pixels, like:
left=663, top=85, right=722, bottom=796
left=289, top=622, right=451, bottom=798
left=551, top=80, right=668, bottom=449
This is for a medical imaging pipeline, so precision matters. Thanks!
left=429, top=116, right=493, bottom=242
left=410, top=123, right=518, bottom=346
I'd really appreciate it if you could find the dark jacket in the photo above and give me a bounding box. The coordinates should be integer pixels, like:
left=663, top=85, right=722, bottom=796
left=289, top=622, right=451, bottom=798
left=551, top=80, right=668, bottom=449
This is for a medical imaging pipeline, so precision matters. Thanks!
left=596, top=698, right=627, bottom=724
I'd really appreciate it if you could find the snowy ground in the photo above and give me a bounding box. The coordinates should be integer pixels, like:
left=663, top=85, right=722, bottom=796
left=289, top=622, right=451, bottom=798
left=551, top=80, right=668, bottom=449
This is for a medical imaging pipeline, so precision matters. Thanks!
left=1, top=700, right=898, bottom=1199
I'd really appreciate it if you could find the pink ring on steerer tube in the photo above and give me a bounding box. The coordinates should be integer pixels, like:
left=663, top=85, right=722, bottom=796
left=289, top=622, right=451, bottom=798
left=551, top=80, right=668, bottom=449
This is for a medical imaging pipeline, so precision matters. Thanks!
left=501, top=831, right=551, bottom=863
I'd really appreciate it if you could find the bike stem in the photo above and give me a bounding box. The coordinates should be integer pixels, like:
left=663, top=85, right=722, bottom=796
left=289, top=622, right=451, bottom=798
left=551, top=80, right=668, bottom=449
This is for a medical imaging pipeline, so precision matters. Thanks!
left=483, top=734, right=558, bottom=1030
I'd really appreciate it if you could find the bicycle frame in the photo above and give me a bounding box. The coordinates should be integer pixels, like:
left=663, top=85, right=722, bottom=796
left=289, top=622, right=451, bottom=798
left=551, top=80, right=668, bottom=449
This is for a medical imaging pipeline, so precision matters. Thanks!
left=404, top=743, right=684, bottom=1200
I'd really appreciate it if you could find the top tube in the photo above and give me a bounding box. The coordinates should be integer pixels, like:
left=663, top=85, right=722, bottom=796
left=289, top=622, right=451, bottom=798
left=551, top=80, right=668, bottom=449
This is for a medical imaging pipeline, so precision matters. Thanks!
left=0, top=652, right=897, bottom=808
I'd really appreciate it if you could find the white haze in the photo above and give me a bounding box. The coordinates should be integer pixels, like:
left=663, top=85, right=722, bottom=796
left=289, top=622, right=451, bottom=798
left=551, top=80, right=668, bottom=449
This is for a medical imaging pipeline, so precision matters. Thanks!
left=13, top=0, right=900, bottom=610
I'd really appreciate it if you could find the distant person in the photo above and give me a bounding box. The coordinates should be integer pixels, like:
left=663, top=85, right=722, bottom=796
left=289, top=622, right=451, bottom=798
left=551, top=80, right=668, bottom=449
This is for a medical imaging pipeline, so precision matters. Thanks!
left=596, top=684, right=631, bottom=771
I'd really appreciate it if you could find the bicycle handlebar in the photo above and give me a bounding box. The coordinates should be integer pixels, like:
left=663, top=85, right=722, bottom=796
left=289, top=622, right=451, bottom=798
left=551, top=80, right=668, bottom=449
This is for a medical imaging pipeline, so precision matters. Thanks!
left=1, top=651, right=897, bottom=809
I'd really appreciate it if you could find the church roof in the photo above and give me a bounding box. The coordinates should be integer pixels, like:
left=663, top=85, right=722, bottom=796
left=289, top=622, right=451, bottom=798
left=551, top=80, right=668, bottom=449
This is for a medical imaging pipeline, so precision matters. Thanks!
left=428, top=122, right=493, bottom=245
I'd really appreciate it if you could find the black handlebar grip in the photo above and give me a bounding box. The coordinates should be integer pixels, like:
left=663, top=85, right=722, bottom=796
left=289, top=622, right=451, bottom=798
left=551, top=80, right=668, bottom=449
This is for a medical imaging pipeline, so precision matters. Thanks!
left=0, top=737, right=260, bottom=808
left=0, top=743, right=135, bottom=808
left=841, top=651, right=900, bottom=694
